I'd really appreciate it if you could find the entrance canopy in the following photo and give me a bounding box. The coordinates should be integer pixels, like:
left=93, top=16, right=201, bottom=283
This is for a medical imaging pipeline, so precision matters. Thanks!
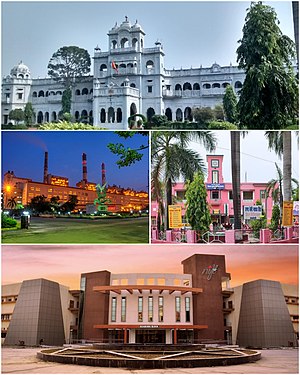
left=93, top=285, right=203, bottom=295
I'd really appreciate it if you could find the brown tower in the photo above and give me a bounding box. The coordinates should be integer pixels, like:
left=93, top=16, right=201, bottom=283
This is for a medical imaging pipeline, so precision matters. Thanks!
left=82, top=153, right=87, bottom=182
left=43, top=151, right=48, bottom=183
left=101, top=162, right=106, bottom=186
left=182, top=254, right=230, bottom=341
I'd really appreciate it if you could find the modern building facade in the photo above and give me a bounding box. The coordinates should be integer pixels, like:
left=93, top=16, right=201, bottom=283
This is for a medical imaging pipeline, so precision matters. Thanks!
left=152, top=154, right=274, bottom=227
left=2, top=254, right=298, bottom=347
left=1, top=17, right=245, bottom=129
left=2, top=151, right=148, bottom=212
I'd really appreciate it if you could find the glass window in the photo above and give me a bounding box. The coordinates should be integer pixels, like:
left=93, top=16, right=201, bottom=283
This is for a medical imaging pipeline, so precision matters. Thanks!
left=147, top=86, right=153, bottom=93
left=138, top=297, right=143, bottom=322
left=185, top=297, right=191, bottom=322
left=175, top=296, right=181, bottom=322
left=228, top=191, right=233, bottom=200
left=121, top=297, right=126, bottom=322
left=158, top=296, right=164, bottom=322
left=243, top=191, right=254, bottom=200
left=260, top=190, right=266, bottom=200
left=111, top=297, right=117, bottom=322
left=211, top=191, right=220, bottom=199
left=148, top=296, right=153, bottom=322
left=212, top=170, right=219, bottom=184
left=211, top=159, right=219, bottom=168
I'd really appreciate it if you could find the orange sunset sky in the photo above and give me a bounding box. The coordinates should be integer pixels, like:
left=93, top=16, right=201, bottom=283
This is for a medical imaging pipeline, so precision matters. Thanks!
left=2, top=245, right=298, bottom=289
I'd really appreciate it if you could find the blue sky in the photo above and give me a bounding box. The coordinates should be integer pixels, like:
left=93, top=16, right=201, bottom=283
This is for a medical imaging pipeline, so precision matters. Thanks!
left=1, top=131, right=149, bottom=191
left=2, top=1, right=295, bottom=78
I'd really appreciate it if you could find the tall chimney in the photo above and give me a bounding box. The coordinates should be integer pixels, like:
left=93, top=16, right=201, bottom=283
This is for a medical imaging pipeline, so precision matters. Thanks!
left=43, top=151, right=48, bottom=183
left=82, top=153, right=87, bottom=182
left=102, top=162, right=106, bottom=186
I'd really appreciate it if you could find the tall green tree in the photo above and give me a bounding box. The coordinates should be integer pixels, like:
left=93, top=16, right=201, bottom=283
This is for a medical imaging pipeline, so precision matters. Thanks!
left=7, top=196, right=17, bottom=210
left=9, top=109, right=24, bottom=124
left=152, top=131, right=216, bottom=230
left=185, top=172, right=211, bottom=235
left=48, top=46, right=91, bottom=115
left=223, top=85, right=237, bottom=123
left=237, top=2, right=298, bottom=129
left=24, top=102, right=35, bottom=127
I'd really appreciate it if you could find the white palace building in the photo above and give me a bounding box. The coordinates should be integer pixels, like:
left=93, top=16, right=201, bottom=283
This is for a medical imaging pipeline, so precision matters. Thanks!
left=2, top=17, right=245, bottom=129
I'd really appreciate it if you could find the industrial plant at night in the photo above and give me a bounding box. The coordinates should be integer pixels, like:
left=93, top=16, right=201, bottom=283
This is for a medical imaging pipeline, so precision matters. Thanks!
left=3, top=151, right=149, bottom=213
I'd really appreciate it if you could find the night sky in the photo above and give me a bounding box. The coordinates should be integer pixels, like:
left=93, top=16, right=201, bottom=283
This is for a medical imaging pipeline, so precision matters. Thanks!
left=2, top=131, right=149, bottom=192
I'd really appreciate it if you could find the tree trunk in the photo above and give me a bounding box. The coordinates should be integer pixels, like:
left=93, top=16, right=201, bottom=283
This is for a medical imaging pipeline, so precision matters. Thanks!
left=230, top=131, right=242, bottom=229
left=165, top=178, right=172, bottom=230
left=282, top=131, right=292, bottom=201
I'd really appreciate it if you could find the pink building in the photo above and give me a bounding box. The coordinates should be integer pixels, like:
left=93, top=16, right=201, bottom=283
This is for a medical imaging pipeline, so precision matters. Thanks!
left=151, top=155, right=274, bottom=228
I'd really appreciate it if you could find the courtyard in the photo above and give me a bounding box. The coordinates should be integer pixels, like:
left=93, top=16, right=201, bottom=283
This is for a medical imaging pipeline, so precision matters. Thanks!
left=1, top=216, right=149, bottom=244
left=1, top=347, right=298, bottom=374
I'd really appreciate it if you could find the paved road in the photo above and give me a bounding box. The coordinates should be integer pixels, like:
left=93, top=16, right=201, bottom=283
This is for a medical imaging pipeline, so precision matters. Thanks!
left=1, top=347, right=298, bottom=374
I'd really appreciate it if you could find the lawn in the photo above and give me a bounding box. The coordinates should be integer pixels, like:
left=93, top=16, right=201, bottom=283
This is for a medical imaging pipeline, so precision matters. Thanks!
left=1, top=216, right=149, bottom=244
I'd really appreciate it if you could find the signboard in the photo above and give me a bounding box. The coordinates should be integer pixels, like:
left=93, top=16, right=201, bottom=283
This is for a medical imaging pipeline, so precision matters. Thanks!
left=139, top=325, right=159, bottom=329
left=282, top=201, right=293, bottom=227
left=168, top=205, right=182, bottom=228
left=243, top=205, right=263, bottom=220
left=293, top=201, right=299, bottom=216
left=202, top=264, right=219, bottom=280
left=206, top=183, right=225, bottom=190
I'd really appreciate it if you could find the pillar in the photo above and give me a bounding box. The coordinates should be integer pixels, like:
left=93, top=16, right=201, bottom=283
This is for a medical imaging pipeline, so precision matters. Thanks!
left=284, top=227, right=294, bottom=241
left=152, top=228, right=158, bottom=240
left=186, top=230, right=196, bottom=243
left=166, top=230, right=172, bottom=242
left=260, top=228, right=271, bottom=243
left=173, top=329, right=177, bottom=344
left=225, top=230, right=236, bottom=243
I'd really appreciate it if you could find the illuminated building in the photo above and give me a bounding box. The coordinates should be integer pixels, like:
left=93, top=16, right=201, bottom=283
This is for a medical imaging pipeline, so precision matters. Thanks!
left=2, top=152, right=148, bottom=212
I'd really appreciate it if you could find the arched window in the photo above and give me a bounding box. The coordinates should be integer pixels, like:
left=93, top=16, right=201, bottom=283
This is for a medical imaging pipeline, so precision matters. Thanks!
left=183, top=82, right=192, bottom=91
left=130, top=103, right=137, bottom=116
left=100, top=108, right=106, bottom=123
left=75, top=89, right=81, bottom=95
left=82, top=88, right=88, bottom=95
left=130, top=83, right=136, bottom=88
left=132, top=38, right=138, bottom=48
left=51, top=112, right=57, bottom=121
left=165, top=108, right=172, bottom=121
left=56, top=91, right=62, bottom=95
left=117, top=108, right=122, bottom=123
left=176, top=108, right=183, bottom=121
left=175, top=84, right=182, bottom=91
left=235, top=81, right=242, bottom=89
left=32, top=92, right=37, bottom=98
left=146, top=60, right=154, bottom=69
left=89, top=110, right=93, bottom=125
left=212, top=83, right=220, bottom=88
left=111, top=40, right=117, bottom=49
left=203, top=83, right=211, bottom=89
left=222, top=82, right=230, bottom=88
left=37, top=111, right=43, bottom=124
left=81, top=110, right=88, bottom=123
left=147, top=107, right=155, bottom=121
left=45, top=112, right=49, bottom=122
left=100, top=64, right=107, bottom=72
left=45, top=91, right=49, bottom=97
left=127, top=63, right=133, bottom=68
left=184, top=107, right=192, bottom=121
left=75, top=111, right=80, bottom=121
left=141, top=39, right=144, bottom=48
left=18, top=74, right=24, bottom=79
left=50, top=91, right=55, bottom=95
left=90, top=89, right=93, bottom=94
left=108, top=107, right=115, bottom=123
left=120, top=63, right=126, bottom=69
left=38, top=90, right=44, bottom=97
left=193, top=83, right=200, bottom=90
left=121, top=37, right=129, bottom=48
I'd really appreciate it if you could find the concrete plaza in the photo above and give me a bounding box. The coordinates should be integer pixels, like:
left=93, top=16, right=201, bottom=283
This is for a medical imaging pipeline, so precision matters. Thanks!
left=1, top=347, right=298, bottom=374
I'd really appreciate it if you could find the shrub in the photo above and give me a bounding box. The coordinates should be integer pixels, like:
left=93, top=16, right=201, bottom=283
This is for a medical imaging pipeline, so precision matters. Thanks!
left=249, top=217, right=267, bottom=238
left=208, top=121, right=238, bottom=130
left=2, top=214, right=17, bottom=228
left=39, top=121, right=103, bottom=130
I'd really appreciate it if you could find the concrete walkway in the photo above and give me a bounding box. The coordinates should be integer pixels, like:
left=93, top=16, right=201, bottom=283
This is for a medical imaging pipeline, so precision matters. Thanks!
left=1, top=347, right=298, bottom=374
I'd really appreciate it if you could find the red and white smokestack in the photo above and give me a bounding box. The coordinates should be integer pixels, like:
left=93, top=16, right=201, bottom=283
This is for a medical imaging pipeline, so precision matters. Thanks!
left=82, top=153, right=87, bottom=182
left=102, top=162, right=106, bottom=186
left=43, top=151, right=48, bottom=183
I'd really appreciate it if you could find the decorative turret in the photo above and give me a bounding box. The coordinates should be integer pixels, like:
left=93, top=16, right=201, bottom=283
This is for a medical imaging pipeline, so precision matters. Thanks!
left=10, top=61, right=31, bottom=79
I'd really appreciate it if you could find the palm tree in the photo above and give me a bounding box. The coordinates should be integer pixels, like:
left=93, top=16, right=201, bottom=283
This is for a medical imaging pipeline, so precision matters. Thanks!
left=230, top=131, right=241, bottom=230
left=265, top=131, right=298, bottom=201
left=152, top=131, right=217, bottom=230
left=7, top=196, right=17, bottom=210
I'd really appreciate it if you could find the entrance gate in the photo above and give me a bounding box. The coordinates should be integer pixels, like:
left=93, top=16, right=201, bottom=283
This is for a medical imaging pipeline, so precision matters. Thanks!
left=135, top=329, right=166, bottom=344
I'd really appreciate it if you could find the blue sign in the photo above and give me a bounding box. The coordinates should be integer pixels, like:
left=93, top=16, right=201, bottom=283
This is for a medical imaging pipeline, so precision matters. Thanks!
left=206, top=183, right=225, bottom=190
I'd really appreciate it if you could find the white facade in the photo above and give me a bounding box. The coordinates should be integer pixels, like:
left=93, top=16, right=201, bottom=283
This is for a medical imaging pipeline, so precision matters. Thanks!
left=2, top=17, right=245, bottom=129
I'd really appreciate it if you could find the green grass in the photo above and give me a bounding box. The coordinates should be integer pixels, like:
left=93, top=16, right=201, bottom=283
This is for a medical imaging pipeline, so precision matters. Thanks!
left=1, top=217, right=149, bottom=244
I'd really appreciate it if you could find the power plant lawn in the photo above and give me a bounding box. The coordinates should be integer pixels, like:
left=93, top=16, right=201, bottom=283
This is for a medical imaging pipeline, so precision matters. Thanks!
left=1, top=216, right=148, bottom=244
